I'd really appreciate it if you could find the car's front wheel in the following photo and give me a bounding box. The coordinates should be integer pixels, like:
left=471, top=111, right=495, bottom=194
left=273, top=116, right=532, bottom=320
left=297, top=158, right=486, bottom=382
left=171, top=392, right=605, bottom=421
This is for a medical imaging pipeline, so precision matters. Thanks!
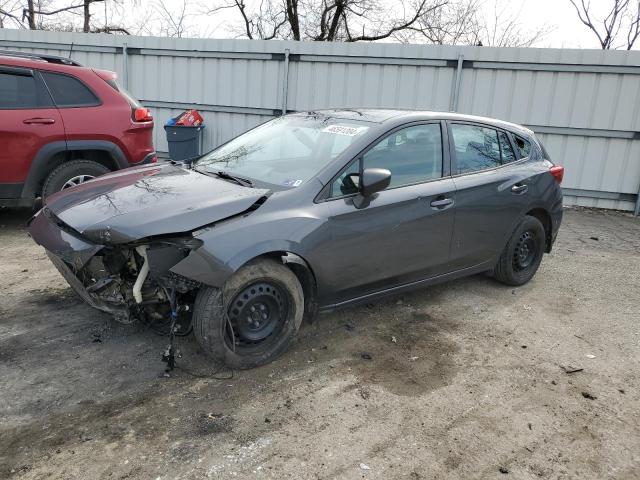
left=42, top=160, right=110, bottom=198
left=192, top=258, right=304, bottom=369
left=493, top=215, right=546, bottom=286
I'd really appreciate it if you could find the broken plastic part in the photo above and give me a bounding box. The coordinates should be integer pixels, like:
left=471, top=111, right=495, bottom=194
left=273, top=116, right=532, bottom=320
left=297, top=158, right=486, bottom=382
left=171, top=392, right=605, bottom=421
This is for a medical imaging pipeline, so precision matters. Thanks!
left=133, top=245, right=149, bottom=304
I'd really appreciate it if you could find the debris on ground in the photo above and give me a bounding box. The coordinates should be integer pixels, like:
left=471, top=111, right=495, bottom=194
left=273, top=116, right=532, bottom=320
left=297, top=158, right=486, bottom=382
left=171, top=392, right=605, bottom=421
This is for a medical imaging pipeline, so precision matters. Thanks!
left=344, top=323, right=355, bottom=331
left=585, top=354, right=596, bottom=359
left=561, top=365, right=583, bottom=374
left=391, top=336, right=397, bottom=343
left=359, top=387, right=371, bottom=400
left=359, top=463, right=371, bottom=470
left=581, top=392, right=597, bottom=400
left=499, top=466, right=509, bottom=474
left=589, top=236, right=599, bottom=241
left=360, top=352, right=373, bottom=360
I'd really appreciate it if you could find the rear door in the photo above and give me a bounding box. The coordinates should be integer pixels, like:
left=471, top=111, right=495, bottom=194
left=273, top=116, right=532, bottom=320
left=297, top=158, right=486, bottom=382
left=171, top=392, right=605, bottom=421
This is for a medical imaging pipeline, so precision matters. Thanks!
left=0, top=66, right=65, bottom=199
left=318, top=122, right=457, bottom=304
left=447, top=121, right=531, bottom=270
left=38, top=71, right=105, bottom=144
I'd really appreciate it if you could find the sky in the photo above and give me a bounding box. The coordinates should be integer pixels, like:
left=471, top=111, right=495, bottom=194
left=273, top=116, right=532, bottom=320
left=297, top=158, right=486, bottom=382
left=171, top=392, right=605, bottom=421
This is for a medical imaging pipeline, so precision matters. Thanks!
left=1, top=0, right=637, bottom=50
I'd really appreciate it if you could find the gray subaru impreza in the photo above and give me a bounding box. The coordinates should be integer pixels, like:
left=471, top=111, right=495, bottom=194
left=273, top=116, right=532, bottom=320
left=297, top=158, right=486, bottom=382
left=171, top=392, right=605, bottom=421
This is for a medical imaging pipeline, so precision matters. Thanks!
left=29, top=109, right=564, bottom=369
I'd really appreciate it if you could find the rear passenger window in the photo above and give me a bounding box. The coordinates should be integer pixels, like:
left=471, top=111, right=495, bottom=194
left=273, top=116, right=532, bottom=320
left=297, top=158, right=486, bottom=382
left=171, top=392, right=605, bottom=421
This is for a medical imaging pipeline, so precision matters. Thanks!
left=451, top=124, right=501, bottom=174
left=514, top=135, right=531, bottom=158
left=498, top=131, right=517, bottom=163
left=0, top=72, right=41, bottom=109
left=41, top=72, right=100, bottom=107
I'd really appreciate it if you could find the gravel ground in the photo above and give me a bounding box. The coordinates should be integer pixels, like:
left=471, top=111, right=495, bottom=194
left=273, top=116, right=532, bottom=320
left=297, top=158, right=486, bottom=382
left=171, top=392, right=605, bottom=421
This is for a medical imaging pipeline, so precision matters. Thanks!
left=0, top=207, right=639, bottom=480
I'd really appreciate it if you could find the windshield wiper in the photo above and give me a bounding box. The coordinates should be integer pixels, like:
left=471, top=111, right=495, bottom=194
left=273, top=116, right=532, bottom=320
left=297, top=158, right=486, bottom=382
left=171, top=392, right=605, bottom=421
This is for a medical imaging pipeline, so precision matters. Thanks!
left=210, top=170, right=253, bottom=188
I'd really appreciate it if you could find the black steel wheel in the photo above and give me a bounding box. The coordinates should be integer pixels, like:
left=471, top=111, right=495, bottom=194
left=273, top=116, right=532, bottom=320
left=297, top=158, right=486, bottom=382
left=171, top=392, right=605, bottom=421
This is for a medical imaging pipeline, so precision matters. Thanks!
left=192, top=258, right=304, bottom=369
left=226, top=281, right=289, bottom=351
left=493, top=215, right=546, bottom=286
left=512, top=230, right=537, bottom=272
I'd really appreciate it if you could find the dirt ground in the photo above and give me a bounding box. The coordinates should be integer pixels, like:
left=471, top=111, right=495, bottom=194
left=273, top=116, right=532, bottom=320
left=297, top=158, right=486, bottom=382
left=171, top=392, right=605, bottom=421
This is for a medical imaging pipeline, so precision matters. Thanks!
left=1, top=207, right=639, bottom=480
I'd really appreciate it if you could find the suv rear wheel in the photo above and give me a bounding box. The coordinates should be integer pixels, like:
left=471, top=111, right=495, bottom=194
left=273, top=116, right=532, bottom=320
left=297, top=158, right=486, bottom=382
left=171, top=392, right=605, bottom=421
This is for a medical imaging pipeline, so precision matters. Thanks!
left=42, top=160, right=110, bottom=198
left=192, top=258, right=304, bottom=369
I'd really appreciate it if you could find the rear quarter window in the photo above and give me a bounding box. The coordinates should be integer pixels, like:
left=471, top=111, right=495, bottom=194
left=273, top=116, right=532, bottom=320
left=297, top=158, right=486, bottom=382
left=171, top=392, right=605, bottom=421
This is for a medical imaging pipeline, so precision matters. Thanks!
left=41, top=71, right=100, bottom=107
left=514, top=135, right=532, bottom=158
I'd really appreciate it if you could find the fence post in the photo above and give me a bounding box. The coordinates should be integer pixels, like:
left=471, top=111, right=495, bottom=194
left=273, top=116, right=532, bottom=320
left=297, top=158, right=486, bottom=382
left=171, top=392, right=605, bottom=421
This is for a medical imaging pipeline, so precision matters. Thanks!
left=450, top=54, right=464, bottom=112
left=634, top=182, right=640, bottom=216
left=122, top=41, right=129, bottom=89
left=281, top=48, right=290, bottom=115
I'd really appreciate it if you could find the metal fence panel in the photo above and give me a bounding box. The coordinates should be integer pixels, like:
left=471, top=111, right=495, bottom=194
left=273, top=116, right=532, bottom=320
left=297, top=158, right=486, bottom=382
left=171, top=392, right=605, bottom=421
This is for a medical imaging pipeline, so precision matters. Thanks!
left=1, top=29, right=639, bottom=212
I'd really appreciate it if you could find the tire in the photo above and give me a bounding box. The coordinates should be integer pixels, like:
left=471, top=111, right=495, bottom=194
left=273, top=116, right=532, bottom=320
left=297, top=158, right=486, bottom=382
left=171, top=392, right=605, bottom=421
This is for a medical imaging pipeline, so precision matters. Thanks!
left=42, top=160, right=110, bottom=198
left=192, top=258, right=304, bottom=369
left=493, top=215, right=546, bottom=286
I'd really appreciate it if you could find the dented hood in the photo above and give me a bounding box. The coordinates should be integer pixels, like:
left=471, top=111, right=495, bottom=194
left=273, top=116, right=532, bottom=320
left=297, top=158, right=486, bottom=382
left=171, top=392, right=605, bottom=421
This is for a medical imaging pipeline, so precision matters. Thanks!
left=44, top=163, right=270, bottom=243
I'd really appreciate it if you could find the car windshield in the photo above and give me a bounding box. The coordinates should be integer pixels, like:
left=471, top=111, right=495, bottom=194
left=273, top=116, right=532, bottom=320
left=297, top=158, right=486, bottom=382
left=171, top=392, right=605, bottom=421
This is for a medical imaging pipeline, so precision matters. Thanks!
left=194, top=115, right=370, bottom=188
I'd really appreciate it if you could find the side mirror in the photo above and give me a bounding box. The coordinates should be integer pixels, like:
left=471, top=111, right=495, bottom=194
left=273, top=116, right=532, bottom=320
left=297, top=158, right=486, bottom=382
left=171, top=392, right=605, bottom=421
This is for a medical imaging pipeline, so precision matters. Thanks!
left=353, top=168, right=391, bottom=208
left=360, top=168, right=391, bottom=197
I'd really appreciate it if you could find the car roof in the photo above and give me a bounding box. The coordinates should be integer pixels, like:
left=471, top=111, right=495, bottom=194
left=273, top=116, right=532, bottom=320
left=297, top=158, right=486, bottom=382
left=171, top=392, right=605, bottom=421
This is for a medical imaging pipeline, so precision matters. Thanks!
left=0, top=51, right=85, bottom=74
left=299, top=108, right=534, bottom=137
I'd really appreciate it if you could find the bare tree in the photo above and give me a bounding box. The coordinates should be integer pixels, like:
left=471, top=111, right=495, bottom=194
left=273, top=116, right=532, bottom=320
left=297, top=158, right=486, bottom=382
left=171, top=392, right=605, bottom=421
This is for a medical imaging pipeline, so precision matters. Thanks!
left=569, top=0, right=640, bottom=49
left=154, top=0, right=194, bottom=38
left=220, top=0, right=447, bottom=42
left=0, top=0, right=26, bottom=28
left=395, top=0, right=550, bottom=46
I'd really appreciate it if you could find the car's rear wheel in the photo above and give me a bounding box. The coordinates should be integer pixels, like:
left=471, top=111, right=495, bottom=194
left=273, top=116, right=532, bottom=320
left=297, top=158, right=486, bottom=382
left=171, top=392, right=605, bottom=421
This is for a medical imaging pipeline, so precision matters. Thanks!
left=42, top=160, right=110, bottom=198
left=493, top=215, right=546, bottom=286
left=192, top=258, right=304, bottom=369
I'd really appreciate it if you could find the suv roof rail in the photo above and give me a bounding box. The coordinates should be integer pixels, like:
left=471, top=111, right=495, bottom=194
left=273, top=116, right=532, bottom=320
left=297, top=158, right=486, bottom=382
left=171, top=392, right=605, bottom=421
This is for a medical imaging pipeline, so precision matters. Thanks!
left=0, top=49, right=83, bottom=67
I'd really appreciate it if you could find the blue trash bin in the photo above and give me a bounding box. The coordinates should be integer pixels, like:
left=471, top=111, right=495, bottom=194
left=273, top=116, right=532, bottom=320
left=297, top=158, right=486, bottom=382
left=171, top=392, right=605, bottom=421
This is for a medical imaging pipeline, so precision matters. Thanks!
left=164, top=124, right=205, bottom=162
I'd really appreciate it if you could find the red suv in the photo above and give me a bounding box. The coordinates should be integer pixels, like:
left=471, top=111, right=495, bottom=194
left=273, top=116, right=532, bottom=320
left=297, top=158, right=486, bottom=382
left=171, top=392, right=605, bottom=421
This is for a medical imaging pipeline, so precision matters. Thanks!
left=0, top=51, right=155, bottom=207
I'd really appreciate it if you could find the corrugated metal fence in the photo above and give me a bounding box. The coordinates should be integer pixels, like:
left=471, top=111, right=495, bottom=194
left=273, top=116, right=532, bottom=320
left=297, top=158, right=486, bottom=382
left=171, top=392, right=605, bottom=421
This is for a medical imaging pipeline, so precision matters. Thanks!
left=1, top=29, right=639, bottom=213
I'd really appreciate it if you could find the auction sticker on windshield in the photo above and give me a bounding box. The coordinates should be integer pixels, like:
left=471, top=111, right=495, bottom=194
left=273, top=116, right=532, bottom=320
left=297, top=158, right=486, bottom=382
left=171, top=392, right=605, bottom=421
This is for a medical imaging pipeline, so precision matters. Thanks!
left=322, top=125, right=369, bottom=136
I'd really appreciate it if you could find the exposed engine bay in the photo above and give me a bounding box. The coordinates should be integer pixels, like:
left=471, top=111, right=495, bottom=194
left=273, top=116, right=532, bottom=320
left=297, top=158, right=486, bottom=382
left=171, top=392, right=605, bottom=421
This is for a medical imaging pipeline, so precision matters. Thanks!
left=53, top=239, right=201, bottom=331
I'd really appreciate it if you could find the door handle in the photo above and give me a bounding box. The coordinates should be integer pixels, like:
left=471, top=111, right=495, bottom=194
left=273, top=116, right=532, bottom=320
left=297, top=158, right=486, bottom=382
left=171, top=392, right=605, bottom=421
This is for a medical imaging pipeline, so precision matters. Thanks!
left=511, top=183, right=528, bottom=194
left=23, top=118, right=55, bottom=125
left=430, top=197, right=454, bottom=209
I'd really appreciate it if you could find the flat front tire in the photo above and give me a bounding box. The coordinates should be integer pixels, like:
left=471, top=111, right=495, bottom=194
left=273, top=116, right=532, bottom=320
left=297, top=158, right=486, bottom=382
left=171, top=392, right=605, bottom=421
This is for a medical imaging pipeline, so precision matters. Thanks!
left=192, top=258, right=304, bottom=369
left=493, top=215, right=546, bottom=286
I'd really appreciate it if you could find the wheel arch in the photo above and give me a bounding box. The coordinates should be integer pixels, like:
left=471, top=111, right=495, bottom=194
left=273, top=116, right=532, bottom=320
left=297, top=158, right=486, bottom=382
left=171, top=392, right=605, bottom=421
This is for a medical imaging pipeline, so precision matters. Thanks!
left=22, top=140, right=128, bottom=200
left=241, top=250, right=319, bottom=323
left=525, top=207, right=553, bottom=253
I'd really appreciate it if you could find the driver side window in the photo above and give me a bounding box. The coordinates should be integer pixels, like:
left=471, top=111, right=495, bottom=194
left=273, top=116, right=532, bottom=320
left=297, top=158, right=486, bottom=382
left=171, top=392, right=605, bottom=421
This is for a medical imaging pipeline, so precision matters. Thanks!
left=330, top=123, right=443, bottom=197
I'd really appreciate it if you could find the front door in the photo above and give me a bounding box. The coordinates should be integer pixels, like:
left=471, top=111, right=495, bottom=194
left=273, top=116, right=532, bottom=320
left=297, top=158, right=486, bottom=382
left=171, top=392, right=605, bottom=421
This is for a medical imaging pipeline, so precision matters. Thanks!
left=0, top=66, right=65, bottom=200
left=318, top=122, right=456, bottom=304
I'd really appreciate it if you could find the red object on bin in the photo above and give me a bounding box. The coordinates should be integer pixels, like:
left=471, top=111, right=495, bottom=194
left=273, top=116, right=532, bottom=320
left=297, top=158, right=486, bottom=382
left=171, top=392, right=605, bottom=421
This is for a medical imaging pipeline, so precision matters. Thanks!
left=175, top=109, right=204, bottom=126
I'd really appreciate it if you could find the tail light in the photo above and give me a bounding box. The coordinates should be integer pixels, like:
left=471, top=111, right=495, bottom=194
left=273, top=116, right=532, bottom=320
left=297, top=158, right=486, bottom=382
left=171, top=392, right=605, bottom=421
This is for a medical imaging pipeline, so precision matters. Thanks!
left=133, top=107, right=153, bottom=122
left=550, top=165, right=564, bottom=184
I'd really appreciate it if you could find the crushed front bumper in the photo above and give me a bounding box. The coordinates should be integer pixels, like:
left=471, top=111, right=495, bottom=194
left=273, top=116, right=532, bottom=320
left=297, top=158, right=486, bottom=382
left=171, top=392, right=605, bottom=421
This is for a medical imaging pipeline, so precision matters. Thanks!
left=29, top=208, right=130, bottom=318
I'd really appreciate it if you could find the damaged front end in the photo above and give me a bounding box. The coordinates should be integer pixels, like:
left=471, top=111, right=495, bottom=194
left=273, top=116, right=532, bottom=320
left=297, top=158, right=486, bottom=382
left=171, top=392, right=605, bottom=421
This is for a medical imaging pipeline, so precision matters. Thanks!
left=30, top=207, right=202, bottom=334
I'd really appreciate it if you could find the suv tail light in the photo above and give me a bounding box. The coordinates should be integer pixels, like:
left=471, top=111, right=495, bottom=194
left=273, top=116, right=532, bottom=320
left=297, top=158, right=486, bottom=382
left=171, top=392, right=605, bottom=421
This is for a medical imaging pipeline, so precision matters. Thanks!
left=550, top=165, right=564, bottom=184
left=133, top=107, right=153, bottom=122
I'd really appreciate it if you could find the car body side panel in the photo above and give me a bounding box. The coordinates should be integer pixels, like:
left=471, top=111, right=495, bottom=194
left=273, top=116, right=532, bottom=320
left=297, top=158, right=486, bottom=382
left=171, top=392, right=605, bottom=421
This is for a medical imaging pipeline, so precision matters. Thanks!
left=170, top=193, right=335, bottom=296
left=449, top=161, right=535, bottom=269
left=318, top=179, right=456, bottom=304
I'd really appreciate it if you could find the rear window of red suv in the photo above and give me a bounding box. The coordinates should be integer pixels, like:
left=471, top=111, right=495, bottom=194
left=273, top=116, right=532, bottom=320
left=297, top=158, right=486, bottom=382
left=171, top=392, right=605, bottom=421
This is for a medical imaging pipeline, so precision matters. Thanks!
left=41, top=71, right=100, bottom=107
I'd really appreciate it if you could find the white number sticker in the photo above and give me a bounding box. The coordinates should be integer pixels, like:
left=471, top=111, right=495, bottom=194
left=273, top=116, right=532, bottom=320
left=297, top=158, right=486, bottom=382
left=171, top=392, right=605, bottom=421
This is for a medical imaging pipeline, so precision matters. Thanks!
left=322, top=125, right=368, bottom=136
